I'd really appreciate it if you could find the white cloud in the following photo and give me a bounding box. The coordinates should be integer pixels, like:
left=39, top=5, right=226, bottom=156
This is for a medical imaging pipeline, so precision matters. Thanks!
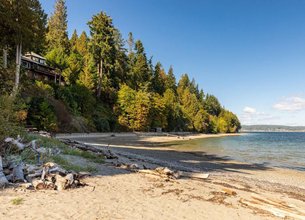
left=273, top=96, right=305, bottom=112
left=243, top=106, right=256, bottom=114
left=240, top=106, right=278, bottom=125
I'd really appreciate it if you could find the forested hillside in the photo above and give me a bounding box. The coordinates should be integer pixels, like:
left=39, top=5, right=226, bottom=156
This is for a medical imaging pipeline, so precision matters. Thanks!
left=0, top=0, right=241, bottom=135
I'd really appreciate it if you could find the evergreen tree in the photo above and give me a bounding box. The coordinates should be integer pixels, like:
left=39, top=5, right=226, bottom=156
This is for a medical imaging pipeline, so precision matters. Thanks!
left=70, top=29, right=78, bottom=51
left=113, top=28, right=128, bottom=88
left=45, top=0, right=69, bottom=85
left=76, top=31, right=89, bottom=55
left=46, top=0, right=69, bottom=52
left=88, top=11, right=116, bottom=97
left=151, top=62, right=166, bottom=94
left=165, top=66, right=177, bottom=91
left=1, top=0, right=47, bottom=92
left=204, top=94, right=222, bottom=116
left=127, top=32, right=134, bottom=54
left=129, top=40, right=151, bottom=90
left=76, top=32, right=95, bottom=90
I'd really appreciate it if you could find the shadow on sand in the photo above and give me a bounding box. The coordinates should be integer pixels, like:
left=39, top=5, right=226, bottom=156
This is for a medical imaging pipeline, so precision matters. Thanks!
left=71, top=137, right=272, bottom=175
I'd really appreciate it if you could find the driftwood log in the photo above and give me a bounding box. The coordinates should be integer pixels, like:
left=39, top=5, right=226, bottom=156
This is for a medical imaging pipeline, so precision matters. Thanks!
left=0, top=156, right=8, bottom=186
left=12, top=163, right=25, bottom=182
left=136, top=166, right=209, bottom=180
left=60, top=139, right=118, bottom=159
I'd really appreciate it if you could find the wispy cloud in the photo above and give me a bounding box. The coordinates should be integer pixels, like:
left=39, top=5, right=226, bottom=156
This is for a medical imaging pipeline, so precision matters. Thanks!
left=243, top=106, right=256, bottom=114
left=273, top=96, right=305, bottom=112
left=240, top=106, right=278, bottom=125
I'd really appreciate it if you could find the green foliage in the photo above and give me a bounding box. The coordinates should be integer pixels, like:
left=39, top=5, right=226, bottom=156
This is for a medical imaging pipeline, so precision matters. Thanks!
left=0, top=95, right=24, bottom=141
left=62, top=148, right=104, bottom=163
left=46, top=0, right=69, bottom=52
left=45, top=47, right=68, bottom=71
left=165, top=66, right=177, bottom=91
left=0, top=4, right=241, bottom=134
left=117, top=85, right=152, bottom=131
left=217, top=110, right=241, bottom=133
left=52, top=155, right=97, bottom=173
left=35, top=81, right=55, bottom=97
left=194, top=109, right=210, bottom=133
left=27, top=97, right=57, bottom=131
left=204, top=94, right=222, bottom=116
left=1, top=0, right=47, bottom=53
left=62, top=52, right=84, bottom=84
left=151, top=62, right=166, bottom=95
left=55, top=84, right=95, bottom=116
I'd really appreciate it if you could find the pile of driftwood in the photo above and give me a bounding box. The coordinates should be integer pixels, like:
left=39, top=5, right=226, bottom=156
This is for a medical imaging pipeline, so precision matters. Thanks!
left=0, top=137, right=87, bottom=190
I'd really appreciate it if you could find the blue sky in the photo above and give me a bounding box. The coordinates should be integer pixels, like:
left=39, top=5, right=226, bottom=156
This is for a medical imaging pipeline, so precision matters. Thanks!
left=40, top=0, right=305, bottom=126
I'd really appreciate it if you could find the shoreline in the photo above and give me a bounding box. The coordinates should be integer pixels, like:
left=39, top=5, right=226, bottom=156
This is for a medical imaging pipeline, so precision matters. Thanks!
left=2, top=132, right=305, bottom=219
left=69, top=133, right=305, bottom=187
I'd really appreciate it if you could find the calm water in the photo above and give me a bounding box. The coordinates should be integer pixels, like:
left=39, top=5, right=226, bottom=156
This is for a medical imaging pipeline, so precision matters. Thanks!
left=171, top=132, right=305, bottom=171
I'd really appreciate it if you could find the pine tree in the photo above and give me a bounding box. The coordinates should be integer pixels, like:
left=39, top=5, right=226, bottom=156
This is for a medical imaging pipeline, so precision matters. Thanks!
left=127, top=32, right=134, bottom=54
left=113, top=29, right=128, bottom=88
left=129, top=40, right=151, bottom=90
left=70, top=29, right=78, bottom=51
left=204, top=94, right=222, bottom=116
left=152, top=62, right=166, bottom=94
left=76, top=31, right=95, bottom=90
left=165, top=66, right=177, bottom=91
left=46, top=0, right=69, bottom=52
left=76, top=31, right=89, bottom=55
left=1, top=0, right=47, bottom=92
left=88, top=11, right=116, bottom=97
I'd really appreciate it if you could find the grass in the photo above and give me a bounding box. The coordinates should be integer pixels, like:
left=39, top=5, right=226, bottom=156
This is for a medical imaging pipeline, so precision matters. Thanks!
left=11, top=198, right=24, bottom=205
left=20, top=133, right=102, bottom=173
left=62, top=148, right=104, bottom=163
left=52, top=155, right=97, bottom=173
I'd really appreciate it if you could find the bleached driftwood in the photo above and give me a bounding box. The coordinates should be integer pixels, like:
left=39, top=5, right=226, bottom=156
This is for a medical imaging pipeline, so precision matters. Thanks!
left=60, top=139, right=118, bottom=159
left=4, top=137, right=38, bottom=152
left=240, top=195, right=305, bottom=220
left=178, top=171, right=209, bottom=180
left=12, top=163, right=25, bottom=182
left=137, top=167, right=209, bottom=180
left=0, top=156, right=9, bottom=186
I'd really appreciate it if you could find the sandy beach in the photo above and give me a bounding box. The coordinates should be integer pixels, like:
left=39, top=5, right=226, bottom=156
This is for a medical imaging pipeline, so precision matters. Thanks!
left=1, top=133, right=305, bottom=220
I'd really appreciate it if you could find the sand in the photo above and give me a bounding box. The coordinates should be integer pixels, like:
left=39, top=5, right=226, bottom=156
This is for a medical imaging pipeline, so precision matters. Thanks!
left=1, top=133, right=305, bottom=220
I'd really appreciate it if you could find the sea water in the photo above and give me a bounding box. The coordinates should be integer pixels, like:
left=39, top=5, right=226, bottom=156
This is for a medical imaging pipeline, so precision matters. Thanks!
left=170, top=132, right=305, bottom=171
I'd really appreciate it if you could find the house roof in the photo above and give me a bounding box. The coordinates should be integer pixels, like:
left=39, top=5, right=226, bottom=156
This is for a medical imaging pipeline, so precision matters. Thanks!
left=24, top=52, right=46, bottom=60
left=21, top=56, right=55, bottom=70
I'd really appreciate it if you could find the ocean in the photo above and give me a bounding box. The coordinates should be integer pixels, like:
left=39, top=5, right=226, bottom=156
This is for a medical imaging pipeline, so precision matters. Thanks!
left=170, top=132, right=305, bottom=171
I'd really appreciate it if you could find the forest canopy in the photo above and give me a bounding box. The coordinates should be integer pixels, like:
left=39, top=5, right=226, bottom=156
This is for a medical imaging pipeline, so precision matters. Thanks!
left=0, top=0, right=241, bottom=134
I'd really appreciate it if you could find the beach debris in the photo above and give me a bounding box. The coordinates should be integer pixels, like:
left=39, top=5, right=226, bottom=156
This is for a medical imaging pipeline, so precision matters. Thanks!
left=12, top=163, right=25, bottom=182
left=240, top=195, right=305, bottom=220
left=60, top=139, right=118, bottom=159
left=178, top=171, right=209, bottom=180
left=1, top=136, right=88, bottom=191
left=117, top=163, right=140, bottom=170
left=0, top=156, right=9, bottom=187
left=222, top=188, right=237, bottom=196
left=136, top=166, right=209, bottom=181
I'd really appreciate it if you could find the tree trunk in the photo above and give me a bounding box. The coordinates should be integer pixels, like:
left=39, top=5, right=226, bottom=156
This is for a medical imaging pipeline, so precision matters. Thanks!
left=59, top=71, right=62, bottom=85
left=3, top=48, right=7, bottom=69
left=13, top=42, right=22, bottom=93
left=97, top=59, right=102, bottom=98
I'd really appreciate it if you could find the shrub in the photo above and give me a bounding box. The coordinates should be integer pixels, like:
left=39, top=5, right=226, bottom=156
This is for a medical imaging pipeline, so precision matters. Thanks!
left=27, top=97, right=58, bottom=131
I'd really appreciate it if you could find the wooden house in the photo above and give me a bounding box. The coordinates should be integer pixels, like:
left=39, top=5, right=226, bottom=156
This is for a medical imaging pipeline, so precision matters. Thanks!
left=21, top=52, right=63, bottom=84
